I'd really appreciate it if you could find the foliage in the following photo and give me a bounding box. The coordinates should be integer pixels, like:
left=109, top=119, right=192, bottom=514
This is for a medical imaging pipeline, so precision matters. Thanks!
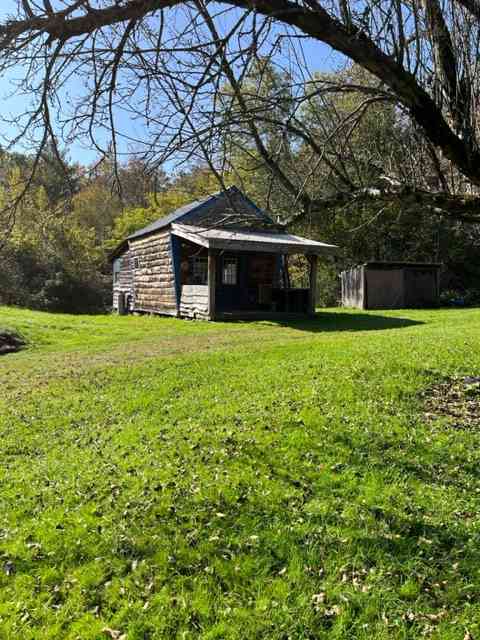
left=316, top=262, right=341, bottom=307
left=222, top=62, right=480, bottom=293
left=71, top=182, right=122, bottom=245
left=1, top=306, right=480, bottom=637
left=440, top=288, right=480, bottom=307
left=0, top=150, right=232, bottom=312
left=0, top=165, right=110, bottom=313
left=3, top=0, right=480, bottom=223
left=105, top=168, right=231, bottom=250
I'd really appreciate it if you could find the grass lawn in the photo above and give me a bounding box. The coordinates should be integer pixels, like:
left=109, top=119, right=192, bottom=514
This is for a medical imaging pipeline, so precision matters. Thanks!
left=0, top=305, right=480, bottom=639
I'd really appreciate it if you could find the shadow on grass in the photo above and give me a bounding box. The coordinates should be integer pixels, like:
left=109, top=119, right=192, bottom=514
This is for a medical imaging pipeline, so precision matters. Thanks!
left=221, top=311, right=424, bottom=333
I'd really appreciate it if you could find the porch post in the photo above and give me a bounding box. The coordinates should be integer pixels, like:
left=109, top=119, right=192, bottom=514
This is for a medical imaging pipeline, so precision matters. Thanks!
left=308, top=254, right=318, bottom=315
left=284, top=254, right=290, bottom=312
left=208, top=249, right=216, bottom=320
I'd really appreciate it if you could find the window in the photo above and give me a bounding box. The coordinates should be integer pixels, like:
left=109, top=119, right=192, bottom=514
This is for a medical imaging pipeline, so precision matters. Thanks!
left=133, top=257, right=140, bottom=269
left=191, top=257, right=208, bottom=284
left=113, top=258, right=121, bottom=283
left=222, top=256, right=238, bottom=285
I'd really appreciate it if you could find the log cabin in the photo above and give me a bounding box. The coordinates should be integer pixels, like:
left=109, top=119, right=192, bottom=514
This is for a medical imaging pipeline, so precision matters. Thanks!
left=110, top=186, right=337, bottom=320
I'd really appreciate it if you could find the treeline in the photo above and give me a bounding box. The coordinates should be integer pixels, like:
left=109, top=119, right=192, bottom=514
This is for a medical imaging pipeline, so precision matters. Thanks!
left=0, top=148, right=223, bottom=313
left=1, top=63, right=479, bottom=312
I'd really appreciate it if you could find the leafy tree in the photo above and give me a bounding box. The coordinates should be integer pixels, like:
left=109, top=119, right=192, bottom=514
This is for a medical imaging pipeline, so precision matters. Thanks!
left=34, top=142, right=81, bottom=205
left=1, top=0, right=480, bottom=223
left=0, top=163, right=109, bottom=312
left=105, top=167, right=227, bottom=250
left=71, top=182, right=122, bottom=245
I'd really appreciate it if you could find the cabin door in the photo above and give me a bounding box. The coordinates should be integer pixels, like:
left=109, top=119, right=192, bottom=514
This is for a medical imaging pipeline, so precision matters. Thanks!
left=215, top=253, right=278, bottom=311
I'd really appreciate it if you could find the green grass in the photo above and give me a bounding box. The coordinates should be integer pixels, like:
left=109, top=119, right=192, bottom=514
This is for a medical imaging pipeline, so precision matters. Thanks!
left=0, top=305, right=480, bottom=639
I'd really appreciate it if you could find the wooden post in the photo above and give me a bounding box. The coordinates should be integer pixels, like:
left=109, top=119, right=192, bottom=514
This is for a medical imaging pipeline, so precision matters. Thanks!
left=208, top=249, right=216, bottom=320
left=308, top=254, right=318, bottom=315
left=284, top=254, right=290, bottom=312
left=361, top=265, right=368, bottom=309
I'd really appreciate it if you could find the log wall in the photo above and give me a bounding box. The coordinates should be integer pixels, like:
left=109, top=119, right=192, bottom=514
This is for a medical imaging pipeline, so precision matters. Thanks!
left=113, top=249, right=134, bottom=311
left=179, top=285, right=209, bottom=319
left=129, top=229, right=178, bottom=315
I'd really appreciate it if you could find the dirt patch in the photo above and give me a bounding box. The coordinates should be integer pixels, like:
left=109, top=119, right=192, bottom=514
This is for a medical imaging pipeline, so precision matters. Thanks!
left=0, top=330, right=25, bottom=355
left=422, top=376, right=480, bottom=429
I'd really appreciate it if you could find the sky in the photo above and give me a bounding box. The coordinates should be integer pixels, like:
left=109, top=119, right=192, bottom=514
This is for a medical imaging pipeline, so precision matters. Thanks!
left=0, top=1, right=344, bottom=168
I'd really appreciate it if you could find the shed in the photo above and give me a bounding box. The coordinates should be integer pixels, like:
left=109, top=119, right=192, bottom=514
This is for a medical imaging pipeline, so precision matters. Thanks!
left=110, top=186, right=337, bottom=320
left=341, top=262, right=441, bottom=310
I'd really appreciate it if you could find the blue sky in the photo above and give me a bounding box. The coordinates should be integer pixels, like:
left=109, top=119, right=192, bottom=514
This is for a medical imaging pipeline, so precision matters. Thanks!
left=0, top=2, right=343, bottom=168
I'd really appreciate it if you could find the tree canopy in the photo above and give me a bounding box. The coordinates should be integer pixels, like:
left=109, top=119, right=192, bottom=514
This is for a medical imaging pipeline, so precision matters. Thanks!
left=0, top=0, right=480, bottom=223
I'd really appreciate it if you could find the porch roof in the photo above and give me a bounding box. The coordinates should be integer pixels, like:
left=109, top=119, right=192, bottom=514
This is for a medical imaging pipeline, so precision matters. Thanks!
left=171, top=223, right=337, bottom=255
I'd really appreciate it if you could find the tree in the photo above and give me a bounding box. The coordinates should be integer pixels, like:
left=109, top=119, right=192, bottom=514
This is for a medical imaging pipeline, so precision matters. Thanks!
left=1, top=0, right=480, bottom=223
left=0, top=157, right=109, bottom=312
left=34, top=141, right=80, bottom=205
left=105, top=165, right=228, bottom=250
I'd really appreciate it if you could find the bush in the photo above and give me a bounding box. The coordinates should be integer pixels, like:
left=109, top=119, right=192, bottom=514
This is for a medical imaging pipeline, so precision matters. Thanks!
left=316, top=262, right=340, bottom=307
left=0, top=245, right=110, bottom=314
left=440, top=288, right=480, bottom=307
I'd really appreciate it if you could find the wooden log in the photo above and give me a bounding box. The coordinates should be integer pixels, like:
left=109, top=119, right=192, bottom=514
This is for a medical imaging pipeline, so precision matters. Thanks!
left=137, top=303, right=176, bottom=310
left=134, top=281, right=175, bottom=289
left=135, top=288, right=176, bottom=297
left=136, top=298, right=176, bottom=307
left=182, top=298, right=208, bottom=306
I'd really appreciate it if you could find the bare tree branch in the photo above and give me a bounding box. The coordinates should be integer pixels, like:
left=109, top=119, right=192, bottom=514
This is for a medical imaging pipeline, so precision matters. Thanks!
left=0, top=0, right=479, bottom=228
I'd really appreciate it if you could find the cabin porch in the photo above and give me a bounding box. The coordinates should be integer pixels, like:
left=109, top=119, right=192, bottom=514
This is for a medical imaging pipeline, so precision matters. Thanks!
left=175, top=239, right=320, bottom=320
left=171, top=222, right=335, bottom=320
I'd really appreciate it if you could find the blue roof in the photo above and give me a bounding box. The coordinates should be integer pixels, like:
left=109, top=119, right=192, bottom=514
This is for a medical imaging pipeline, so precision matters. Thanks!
left=127, top=193, right=215, bottom=240
left=109, top=186, right=279, bottom=260
left=127, top=186, right=275, bottom=241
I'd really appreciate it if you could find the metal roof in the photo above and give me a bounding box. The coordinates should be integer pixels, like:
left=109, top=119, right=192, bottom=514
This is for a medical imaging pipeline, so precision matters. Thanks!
left=171, top=223, right=337, bottom=255
left=127, top=194, right=215, bottom=240
left=361, top=262, right=441, bottom=269
left=126, top=185, right=276, bottom=241
left=109, top=186, right=336, bottom=260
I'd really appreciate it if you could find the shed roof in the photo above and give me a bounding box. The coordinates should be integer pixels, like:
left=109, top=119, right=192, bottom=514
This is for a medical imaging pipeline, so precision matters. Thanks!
left=361, top=262, right=441, bottom=269
left=171, top=223, right=337, bottom=255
